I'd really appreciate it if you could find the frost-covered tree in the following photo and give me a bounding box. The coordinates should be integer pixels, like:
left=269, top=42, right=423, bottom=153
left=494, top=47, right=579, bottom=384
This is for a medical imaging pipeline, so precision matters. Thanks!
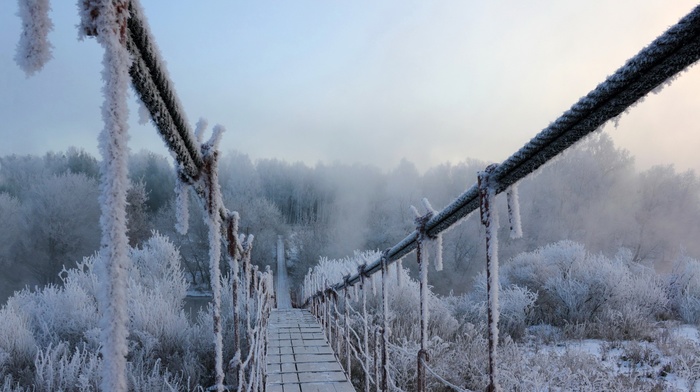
left=632, top=165, right=700, bottom=266
left=21, top=172, right=100, bottom=285
left=128, top=151, right=175, bottom=213
left=126, top=180, right=151, bottom=247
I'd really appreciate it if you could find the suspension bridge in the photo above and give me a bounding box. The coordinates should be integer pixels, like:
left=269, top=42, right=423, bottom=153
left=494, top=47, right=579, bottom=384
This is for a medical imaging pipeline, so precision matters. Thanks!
left=15, top=1, right=700, bottom=391
left=267, top=237, right=355, bottom=391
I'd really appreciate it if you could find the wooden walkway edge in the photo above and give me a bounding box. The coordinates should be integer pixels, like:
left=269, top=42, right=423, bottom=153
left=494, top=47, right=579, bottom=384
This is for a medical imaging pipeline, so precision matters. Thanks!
left=266, top=309, right=355, bottom=392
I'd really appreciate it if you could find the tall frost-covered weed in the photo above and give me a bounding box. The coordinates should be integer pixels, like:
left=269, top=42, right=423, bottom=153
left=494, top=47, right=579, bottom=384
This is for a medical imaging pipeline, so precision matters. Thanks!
left=33, top=342, right=100, bottom=392
left=669, top=256, right=700, bottom=325
left=0, top=232, right=217, bottom=389
left=0, top=305, right=37, bottom=384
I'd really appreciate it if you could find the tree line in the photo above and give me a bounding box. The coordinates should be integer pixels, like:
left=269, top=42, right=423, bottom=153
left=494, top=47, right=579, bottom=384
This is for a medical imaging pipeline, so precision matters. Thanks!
left=1, top=132, right=698, bottom=301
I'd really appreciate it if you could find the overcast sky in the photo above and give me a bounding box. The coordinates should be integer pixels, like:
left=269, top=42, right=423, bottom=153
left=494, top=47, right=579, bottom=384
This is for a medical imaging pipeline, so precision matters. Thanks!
left=2, top=1, right=699, bottom=174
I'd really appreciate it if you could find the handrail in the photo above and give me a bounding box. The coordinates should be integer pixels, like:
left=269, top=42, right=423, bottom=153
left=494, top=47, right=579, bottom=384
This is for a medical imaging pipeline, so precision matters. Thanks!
left=304, top=4, right=700, bottom=304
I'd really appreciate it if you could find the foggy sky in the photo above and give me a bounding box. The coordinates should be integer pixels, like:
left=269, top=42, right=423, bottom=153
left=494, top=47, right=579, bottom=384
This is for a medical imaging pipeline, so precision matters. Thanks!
left=2, top=1, right=699, bottom=174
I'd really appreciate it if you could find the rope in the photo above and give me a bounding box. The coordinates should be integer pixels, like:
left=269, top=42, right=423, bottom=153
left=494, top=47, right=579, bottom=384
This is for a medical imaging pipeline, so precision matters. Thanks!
left=303, top=4, right=700, bottom=304
left=420, top=358, right=473, bottom=392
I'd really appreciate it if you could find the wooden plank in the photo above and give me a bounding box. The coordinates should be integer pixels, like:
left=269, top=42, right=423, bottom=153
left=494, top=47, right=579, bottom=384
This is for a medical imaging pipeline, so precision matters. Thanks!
left=266, top=309, right=356, bottom=391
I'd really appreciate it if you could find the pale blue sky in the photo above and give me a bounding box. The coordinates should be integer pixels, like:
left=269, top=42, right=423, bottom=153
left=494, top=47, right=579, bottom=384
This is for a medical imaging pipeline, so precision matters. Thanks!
left=2, top=1, right=699, bottom=173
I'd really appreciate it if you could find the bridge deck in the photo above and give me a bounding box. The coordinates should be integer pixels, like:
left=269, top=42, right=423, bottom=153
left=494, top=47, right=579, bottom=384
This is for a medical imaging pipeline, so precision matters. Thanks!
left=266, top=309, right=355, bottom=392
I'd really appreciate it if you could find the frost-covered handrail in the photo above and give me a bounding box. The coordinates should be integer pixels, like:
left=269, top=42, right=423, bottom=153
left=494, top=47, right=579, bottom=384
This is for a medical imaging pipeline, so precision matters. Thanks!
left=122, top=2, right=246, bottom=260
left=304, top=3, right=700, bottom=304
left=125, top=2, right=202, bottom=180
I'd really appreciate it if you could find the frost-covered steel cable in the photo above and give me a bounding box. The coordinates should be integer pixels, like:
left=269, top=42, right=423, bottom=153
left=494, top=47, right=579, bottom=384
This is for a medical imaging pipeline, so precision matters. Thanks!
left=305, top=3, right=700, bottom=303
left=125, top=2, right=244, bottom=258
left=125, top=2, right=202, bottom=180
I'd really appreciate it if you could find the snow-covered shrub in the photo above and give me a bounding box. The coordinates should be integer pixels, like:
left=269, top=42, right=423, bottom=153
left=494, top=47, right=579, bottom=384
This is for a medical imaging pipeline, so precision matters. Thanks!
left=130, top=232, right=188, bottom=304
left=452, top=273, right=538, bottom=341
left=128, top=233, right=190, bottom=371
left=668, top=256, right=700, bottom=325
left=0, top=232, right=242, bottom=389
left=380, top=269, right=458, bottom=341
left=501, top=241, right=668, bottom=339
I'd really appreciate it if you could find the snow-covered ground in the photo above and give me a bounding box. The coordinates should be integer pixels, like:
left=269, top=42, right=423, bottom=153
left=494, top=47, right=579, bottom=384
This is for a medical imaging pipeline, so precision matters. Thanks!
left=517, top=324, right=700, bottom=391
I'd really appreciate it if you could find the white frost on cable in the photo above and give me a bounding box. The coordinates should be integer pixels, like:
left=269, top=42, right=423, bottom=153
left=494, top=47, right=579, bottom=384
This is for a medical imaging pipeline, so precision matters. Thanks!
left=15, top=0, right=53, bottom=76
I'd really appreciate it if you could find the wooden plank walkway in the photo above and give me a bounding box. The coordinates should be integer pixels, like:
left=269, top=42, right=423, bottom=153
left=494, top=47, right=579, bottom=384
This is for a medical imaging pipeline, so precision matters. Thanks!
left=266, top=309, right=355, bottom=392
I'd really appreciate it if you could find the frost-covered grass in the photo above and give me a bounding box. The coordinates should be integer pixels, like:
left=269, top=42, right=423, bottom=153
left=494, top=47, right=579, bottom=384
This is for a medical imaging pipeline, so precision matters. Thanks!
left=397, top=322, right=700, bottom=392
left=0, top=233, right=265, bottom=391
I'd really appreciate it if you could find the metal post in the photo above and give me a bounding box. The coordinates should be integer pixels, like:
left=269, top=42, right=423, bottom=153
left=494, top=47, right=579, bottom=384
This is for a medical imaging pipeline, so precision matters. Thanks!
left=335, top=305, right=341, bottom=358
left=226, top=215, right=241, bottom=374
left=360, top=267, right=370, bottom=392
left=374, top=328, right=380, bottom=392
left=381, top=252, right=389, bottom=392
left=345, top=287, right=352, bottom=380
left=479, top=164, right=500, bottom=392
left=415, top=218, right=430, bottom=392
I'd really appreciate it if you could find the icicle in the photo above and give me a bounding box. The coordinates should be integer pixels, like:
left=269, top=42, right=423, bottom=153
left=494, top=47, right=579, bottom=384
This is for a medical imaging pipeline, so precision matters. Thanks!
left=15, top=0, right=53, bottom=76
left=397, top=259, right=403, bottom=287
left=137, top=98, right=150, bottom=125
left=421, top=198, right=434, bottom=214
left=230, top=211, right=240, bottom=236
left=371, top=270, right=377, bottom=296
left=433, top=233, right=443, bottom=271
left=410, top=205, right=421, bottom=218
left=208, top=124, right=225, bottom=150
left=194, top=117, right=208, bottom=144
left=174, top=180, right=189, bottom=234
left=507, top=184, right=523, bottom=239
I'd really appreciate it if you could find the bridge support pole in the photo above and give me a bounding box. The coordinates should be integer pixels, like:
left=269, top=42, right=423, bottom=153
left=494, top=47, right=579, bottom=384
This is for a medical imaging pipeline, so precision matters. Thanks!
left=345, top=287, right=352, bottom=381
left=415, top=214, right=431, bottom=392
left=380, top=251, right=389, bottom=392
left=360, top=266, right=370, bottom=392
left=479, top=164, right=501, bottom=392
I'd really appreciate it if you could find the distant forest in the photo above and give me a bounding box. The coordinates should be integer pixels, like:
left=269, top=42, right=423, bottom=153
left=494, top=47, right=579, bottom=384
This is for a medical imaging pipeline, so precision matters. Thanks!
left=1, top=132, right=699, bottom=301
